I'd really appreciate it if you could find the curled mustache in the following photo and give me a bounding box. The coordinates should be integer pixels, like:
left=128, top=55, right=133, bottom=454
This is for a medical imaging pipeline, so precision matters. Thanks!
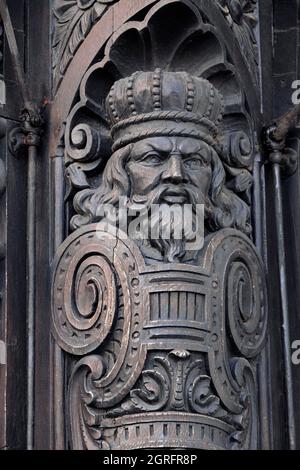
left=130, top=184, right=204, bottom=208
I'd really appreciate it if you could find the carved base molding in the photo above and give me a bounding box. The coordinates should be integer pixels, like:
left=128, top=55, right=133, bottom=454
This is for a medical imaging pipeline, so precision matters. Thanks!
left=100, top=413, right=235, bottom=450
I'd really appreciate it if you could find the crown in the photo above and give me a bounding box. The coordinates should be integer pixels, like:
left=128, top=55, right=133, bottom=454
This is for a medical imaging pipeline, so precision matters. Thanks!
left=106, top=70, right=224, bottom=151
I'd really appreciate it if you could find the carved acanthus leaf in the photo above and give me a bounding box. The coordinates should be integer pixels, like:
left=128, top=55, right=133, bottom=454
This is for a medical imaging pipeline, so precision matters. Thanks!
left=104, top=352, right=228, bottom=419
left=52, top=0, right=117, bottom=94
left=218, top=0, right=259, bottom=84
left=219, top=0, right=257, bottom=25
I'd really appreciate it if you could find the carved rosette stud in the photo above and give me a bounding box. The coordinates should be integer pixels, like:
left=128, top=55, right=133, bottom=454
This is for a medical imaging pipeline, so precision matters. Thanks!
left=52, top=70, right=267, bottom=450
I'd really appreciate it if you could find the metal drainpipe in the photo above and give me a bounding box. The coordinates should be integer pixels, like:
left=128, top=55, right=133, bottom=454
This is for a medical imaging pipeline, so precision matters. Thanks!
left=264, top=108, right=300, bottom=450
left=24, top=130, right=40, bottom=450
left=253, top=141, right=272, bottom=450
left=271, top=156, right=296, bottom=450
left=0, top=0, right=43, bottom=450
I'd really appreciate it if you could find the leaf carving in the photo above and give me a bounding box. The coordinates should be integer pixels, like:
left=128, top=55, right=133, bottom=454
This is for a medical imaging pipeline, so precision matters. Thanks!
left=188, top=375, right=227, bottom=417
left=52, top=0, right=117, bottom=93
left=218, top=0, right=258, bottom=83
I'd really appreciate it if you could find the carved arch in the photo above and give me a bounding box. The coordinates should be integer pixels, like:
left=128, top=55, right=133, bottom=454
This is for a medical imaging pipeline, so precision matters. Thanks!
left=50, top=0, right=261, bottom=154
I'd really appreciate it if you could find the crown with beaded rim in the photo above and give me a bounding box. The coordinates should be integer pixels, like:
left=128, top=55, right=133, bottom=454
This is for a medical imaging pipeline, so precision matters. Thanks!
left=106, top=69, right=224, bottom=152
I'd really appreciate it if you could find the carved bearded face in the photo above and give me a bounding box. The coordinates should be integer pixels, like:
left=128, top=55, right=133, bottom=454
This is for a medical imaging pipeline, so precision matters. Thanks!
left=126, top=136, right=212, bottom=208
left=72, top=133, right=251, bottom=262
left=123, top=135, right=214, bottom=261
left=71, top=70, right=252, bottom=261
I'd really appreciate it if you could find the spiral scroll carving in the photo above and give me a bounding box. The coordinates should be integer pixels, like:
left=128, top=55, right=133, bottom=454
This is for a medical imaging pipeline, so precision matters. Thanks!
left=227, top=260, right=265, bottom=357
left=52, top=225, right=148, bottom=408
left=66, top=123, right=102, bottom=163
left=64, top=114, right=112, bottom=196
left=202, top=229, right=267, bottom=416
left=222, top=130, right=253, bottom=168
left=52, top=234, right=117, bottom=355
left=59, top=227, right=267, bottom=450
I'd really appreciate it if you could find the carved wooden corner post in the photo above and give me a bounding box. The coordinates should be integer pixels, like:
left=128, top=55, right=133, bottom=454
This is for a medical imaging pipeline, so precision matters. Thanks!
left=9, top=107, right=44, bottom=451
left=1, top=0, right=44, bottom=451
left=50, top=0, right=268, bottom=450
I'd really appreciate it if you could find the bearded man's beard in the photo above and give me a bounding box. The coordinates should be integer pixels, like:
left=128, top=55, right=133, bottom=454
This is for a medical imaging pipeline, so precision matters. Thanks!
left=128, top=184, right=208, bottom=263
left=142, top=207, right=193, bottom=262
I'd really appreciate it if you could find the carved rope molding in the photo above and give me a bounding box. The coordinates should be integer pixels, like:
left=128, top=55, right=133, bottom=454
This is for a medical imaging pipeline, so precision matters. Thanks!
left=51, top=0, right=266, bottom=451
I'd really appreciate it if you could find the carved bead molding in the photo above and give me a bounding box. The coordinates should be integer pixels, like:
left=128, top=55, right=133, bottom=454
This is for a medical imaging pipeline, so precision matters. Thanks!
left=51, top=0, right=266, bottom=450
left=53, top=0, right=118, bottom=93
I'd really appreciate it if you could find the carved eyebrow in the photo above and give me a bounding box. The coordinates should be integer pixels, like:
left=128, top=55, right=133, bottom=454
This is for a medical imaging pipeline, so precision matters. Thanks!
left=178, top=141, right=203, bottom=155
left=180, top=148, right=208, bottom=159
left=145, top=140, right=173, bottom=152
left=131, top=139, right=173, bottom=157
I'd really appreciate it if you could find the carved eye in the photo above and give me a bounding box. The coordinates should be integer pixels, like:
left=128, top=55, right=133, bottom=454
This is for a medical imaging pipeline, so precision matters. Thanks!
left=140, top=153, right=163, bottom=165
left=184, top=155, right=208, bottom=169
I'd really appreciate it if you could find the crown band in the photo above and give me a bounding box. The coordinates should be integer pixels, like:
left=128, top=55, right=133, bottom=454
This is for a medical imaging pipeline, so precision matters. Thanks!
left=111, top=110, right=219, bottom=138
left=112, top=125, right=218, bottom=152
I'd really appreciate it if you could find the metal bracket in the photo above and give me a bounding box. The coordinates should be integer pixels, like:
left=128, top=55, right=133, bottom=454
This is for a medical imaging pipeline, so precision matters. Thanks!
left=9, top=106, right=44, bottom=157
left=263, top=104, right=300, bottom=177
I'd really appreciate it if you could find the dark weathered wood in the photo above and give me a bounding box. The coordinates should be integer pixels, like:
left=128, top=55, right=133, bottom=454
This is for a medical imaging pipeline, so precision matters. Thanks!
left=0, top=0, right=27, bottom=450
left=2, top=0, right=300, bottom=451
left=50, top=0, right=268, bottom=449
left=1, top=0, right=24, bottom=121
left=26, top=0, right=52, bottom=451
left=5, top=121, right=27, bottom=450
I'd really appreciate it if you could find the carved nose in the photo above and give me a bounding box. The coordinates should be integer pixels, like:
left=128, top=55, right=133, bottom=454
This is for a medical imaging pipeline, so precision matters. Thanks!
left=162, top=155, right=188, bottom=184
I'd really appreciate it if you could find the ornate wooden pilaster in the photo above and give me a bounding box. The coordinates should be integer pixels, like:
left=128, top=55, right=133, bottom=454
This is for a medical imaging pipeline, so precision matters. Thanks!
left=0, top=1, right=28, bottom=449
left=50, top=0, right=269, bottom=450
left=1, top=0, right=45, bottom=450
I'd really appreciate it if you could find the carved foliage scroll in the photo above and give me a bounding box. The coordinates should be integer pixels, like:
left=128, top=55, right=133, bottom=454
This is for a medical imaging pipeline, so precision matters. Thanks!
left=217, top=0, right=259, bottom=85
left=53, top=0, right=118, bottom=93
